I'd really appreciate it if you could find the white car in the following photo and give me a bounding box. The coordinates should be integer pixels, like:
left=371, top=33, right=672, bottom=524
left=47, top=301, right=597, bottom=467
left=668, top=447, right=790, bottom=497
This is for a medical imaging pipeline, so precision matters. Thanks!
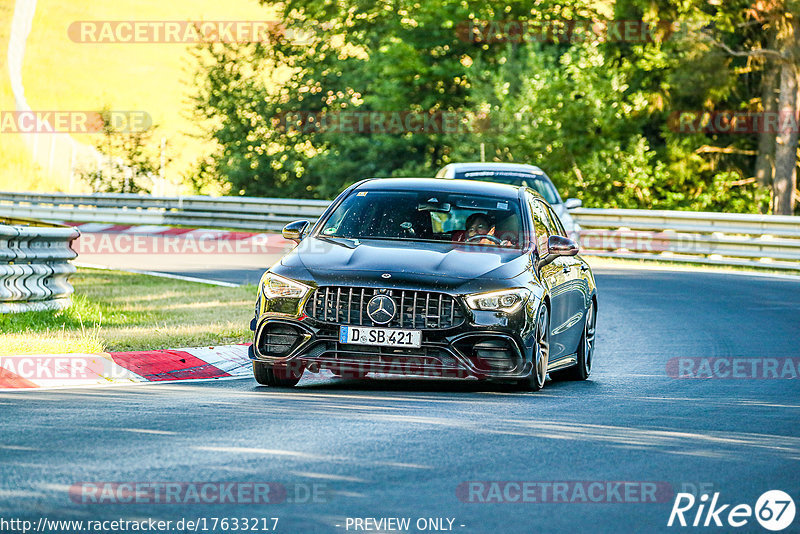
left=435, top=162, right=582, bottom=241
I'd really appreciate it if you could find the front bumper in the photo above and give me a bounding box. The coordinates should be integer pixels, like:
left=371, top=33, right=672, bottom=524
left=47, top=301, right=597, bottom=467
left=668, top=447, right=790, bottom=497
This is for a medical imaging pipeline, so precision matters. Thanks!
left=250, top=300, right=537, bottom=380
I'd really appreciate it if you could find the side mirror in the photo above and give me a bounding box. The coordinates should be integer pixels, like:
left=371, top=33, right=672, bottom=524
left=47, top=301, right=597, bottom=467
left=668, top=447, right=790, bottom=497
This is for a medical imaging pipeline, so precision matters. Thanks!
left=547, top=235, right=580, bottom=256
left=564, top=198, right=582, bottom=210
left=282, top=220, right=309, bottom=243
left=537, top=235, right=579, bottom=269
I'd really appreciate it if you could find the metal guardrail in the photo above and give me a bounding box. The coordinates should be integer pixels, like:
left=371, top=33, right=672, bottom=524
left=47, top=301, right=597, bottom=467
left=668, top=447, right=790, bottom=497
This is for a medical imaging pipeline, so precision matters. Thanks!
left=0, top=191, right=797, bottom=272
left=0, top=191, right=329, bottom=231
left=0, top=217, right=79, bottom=314
left=571, top=208, right=800, bottom=271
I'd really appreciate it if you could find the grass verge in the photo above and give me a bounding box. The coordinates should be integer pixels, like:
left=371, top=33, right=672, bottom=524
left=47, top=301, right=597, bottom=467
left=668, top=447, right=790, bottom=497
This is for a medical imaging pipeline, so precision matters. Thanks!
left=0, top=268, right=255, bottom=355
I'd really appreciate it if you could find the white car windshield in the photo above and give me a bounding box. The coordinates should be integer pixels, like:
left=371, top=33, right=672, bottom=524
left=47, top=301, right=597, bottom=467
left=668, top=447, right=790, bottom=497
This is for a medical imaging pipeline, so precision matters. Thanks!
left=458, top=171, right=560, bottom=204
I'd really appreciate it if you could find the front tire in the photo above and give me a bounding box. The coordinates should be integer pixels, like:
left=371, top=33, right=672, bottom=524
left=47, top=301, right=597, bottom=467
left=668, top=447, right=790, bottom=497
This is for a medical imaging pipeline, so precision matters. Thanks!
left=253, top=361, right=304, bottom=387
left=554, top=300, right=596, bottom=381
left=517, top=305, right=550, bottom=391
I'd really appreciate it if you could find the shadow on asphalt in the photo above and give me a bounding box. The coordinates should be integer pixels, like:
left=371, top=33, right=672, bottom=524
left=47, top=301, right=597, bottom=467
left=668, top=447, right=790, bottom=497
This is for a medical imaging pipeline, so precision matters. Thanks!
left=254, top=375, right=603, bottom=395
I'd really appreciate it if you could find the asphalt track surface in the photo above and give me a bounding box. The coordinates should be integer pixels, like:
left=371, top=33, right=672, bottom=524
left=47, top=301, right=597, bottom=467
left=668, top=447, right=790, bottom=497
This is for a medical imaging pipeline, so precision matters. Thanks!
left=1, top=262, right=799, bottom=533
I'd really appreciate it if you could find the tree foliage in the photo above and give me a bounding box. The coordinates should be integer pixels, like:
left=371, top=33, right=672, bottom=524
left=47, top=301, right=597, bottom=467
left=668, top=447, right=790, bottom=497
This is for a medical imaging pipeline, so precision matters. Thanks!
left=189, top=0, right=797, bottom=213
left=80, top=107, right=165, bottom=194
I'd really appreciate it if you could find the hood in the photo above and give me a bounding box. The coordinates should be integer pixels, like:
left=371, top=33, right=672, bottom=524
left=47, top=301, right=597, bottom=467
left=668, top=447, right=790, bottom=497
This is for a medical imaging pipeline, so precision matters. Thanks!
left=277, top=237, right=529, bottom=290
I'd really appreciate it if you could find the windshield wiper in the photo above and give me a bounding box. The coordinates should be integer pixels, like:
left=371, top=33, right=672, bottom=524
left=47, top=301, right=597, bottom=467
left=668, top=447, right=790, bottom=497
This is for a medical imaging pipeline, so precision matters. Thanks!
left=328, top=235, right=520, bottom=249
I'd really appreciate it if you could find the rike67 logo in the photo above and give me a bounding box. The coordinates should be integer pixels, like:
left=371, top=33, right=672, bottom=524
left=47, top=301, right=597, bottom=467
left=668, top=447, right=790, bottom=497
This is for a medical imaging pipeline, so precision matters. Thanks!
left=668, top=490, right=796, bottom=531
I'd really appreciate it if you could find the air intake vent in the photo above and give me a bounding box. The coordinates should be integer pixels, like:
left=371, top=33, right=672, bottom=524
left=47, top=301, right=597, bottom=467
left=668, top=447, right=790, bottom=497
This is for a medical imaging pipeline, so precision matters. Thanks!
left=455, top=337, right=519, bottom=372
left=258, top=323, right=303, bottom=357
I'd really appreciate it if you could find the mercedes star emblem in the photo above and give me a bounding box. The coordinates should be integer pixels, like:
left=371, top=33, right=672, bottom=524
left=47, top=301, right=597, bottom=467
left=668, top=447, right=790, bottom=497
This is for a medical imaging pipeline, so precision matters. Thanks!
left=366, top=295, right=397, bottom=324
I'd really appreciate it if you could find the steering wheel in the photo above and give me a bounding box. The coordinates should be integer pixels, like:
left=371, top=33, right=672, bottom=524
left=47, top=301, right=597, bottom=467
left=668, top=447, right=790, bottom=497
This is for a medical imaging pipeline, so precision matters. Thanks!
left=400, top=221, right=416, bottom=237
left=466, top=234, right=503, bottom=245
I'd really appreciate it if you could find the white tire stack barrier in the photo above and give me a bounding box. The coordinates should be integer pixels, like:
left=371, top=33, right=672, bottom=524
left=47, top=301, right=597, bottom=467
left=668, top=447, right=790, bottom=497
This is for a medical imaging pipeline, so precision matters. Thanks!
left=0, top=218, right=79, bottom=314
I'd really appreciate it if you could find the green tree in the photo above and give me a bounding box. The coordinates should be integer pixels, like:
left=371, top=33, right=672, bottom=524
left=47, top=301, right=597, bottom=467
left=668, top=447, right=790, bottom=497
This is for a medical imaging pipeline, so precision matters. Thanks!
left=190, top=1, right=599, bottom=198
left=80, top=107, right=165, bottom=194
left=189, top=0, right=787, bottom=213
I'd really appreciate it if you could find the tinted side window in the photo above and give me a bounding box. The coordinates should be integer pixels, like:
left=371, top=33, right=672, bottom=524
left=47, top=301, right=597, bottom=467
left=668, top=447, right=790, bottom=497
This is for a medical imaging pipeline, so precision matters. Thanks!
left=526, top=194, right=551, bottom=256
left=539, top=201, right=567, bottom=238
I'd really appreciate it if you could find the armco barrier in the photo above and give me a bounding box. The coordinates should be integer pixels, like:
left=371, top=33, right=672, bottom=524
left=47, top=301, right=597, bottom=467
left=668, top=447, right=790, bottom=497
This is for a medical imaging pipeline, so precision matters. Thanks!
left=0, top=191, right=330, bottom=232
left=0, top=217, right=79, bottom=313
left=0, top=191, right=797, bottom=272
left=572, top=208, right=800, bottom=271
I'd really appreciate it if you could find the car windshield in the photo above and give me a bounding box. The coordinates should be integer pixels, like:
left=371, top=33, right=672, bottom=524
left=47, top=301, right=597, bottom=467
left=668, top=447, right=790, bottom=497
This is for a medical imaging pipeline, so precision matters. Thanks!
left=319, top=189, right=524, bottom=249
left=456, top=171, right=560, bottom=204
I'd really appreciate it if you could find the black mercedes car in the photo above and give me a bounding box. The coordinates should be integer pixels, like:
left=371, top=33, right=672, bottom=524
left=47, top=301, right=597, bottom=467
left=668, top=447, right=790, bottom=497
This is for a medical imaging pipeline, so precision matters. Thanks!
left=249, top=178, right=597, bottom=391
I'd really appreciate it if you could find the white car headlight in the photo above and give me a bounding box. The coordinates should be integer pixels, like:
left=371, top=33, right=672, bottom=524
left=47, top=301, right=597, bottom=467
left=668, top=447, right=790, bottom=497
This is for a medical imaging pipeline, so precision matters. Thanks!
left=465, top=288, right=530, bottom=313
left=261, top=272, right=311, bottom=299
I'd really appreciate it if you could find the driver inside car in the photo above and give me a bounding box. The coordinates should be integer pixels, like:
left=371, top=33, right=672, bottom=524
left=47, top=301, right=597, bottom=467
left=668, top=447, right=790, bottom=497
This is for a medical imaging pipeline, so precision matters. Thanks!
left=464, top=213, right=513, bottom=247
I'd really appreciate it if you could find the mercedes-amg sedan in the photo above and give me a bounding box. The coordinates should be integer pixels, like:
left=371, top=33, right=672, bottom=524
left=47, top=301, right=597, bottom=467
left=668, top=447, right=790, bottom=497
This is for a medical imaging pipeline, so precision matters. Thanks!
left=249, top=178, right=597, bottom=391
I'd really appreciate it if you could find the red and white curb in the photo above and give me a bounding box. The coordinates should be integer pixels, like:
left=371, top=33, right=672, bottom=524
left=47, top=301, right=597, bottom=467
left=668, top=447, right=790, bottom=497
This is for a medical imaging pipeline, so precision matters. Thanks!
left=0, top=344, right=253, bottom=389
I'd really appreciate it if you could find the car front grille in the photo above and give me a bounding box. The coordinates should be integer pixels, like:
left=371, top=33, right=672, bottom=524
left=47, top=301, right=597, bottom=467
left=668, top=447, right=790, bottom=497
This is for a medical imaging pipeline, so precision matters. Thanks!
left=305, top=286, right=465, bottom=329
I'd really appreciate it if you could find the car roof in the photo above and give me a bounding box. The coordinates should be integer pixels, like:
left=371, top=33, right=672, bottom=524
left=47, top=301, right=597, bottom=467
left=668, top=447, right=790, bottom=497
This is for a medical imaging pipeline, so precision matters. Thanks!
left=441, top=162, right=546, bottom=175
left=357, top=177, right=525, bottom=199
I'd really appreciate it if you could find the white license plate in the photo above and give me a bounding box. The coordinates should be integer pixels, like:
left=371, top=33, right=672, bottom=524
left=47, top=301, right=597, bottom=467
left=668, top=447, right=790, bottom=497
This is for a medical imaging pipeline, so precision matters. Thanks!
left=339, top=326, right=422, bottom=348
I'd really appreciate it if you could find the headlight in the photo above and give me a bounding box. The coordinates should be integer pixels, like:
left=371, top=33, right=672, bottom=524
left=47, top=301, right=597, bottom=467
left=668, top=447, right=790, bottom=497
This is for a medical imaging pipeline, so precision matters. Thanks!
left=465, top=288, right=530, bottom=313
left=261, top=272, right=311, bottom=299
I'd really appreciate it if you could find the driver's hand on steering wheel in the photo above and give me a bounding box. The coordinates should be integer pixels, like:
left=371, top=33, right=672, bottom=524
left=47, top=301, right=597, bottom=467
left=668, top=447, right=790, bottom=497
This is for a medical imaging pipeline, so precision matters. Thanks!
left=482, top=227, right=512, bottom=247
